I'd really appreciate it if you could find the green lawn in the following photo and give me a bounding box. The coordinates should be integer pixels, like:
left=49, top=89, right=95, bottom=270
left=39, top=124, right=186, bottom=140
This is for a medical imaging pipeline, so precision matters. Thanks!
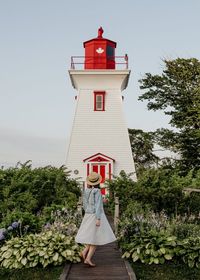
left=132, top=263, right=200, bottom=280
left=0, top=265, right=64, bottom=280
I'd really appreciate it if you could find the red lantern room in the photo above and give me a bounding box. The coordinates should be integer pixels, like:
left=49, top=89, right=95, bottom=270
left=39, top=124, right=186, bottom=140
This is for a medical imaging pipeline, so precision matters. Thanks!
left=83, top=27, right=117, bottom=69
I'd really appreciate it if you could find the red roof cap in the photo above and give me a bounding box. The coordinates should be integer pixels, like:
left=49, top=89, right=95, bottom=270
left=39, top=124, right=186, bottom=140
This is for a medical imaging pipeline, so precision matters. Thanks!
left=83, top=27, right=117, bottom=48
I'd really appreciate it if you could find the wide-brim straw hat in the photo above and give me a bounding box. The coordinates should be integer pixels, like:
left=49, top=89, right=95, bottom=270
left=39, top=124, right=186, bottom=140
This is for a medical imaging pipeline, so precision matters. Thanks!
left=86, top=172, right=102, bottom=186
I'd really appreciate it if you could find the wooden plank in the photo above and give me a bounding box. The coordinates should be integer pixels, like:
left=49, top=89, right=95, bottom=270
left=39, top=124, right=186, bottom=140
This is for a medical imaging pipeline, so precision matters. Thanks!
left=60, top=263, right=71, bottom=280
left=68, top=273, right=129, bottom=278
left=66, top=216, right=131, bottom=279
left=61, top=215, right=135, bottom=280
left=183, top=188, right=200, bottom=194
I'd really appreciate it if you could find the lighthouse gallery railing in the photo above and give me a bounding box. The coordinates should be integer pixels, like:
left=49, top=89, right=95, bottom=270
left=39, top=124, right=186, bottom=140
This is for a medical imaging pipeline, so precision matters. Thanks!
left=70, top=56, right=128, bottom=70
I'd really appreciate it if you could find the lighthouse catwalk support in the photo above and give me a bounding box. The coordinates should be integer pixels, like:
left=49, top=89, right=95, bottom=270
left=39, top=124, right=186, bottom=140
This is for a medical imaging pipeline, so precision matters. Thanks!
left=66, top=28, right=136, bottom=193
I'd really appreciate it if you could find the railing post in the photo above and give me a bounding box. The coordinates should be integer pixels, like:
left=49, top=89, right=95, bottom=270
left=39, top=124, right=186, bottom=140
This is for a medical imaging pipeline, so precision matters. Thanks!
left=114, top=196, right=119, bottom=236
left=71, top=57, right=75, bottom=69
left=124, top=54, right=128, bottom=69
left=77, top=196, right=82, bottom=217
left=77, top=181, right=84, bottom=217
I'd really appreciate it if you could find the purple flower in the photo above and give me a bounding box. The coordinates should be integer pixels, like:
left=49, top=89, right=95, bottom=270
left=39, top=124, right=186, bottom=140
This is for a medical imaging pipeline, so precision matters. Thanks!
left=0, top=228, right=7, bottom=235
left=11, top=222, right=19, bottom=229
left=44, top=223, right=51, bottom=229
left=135, top=226, right=139, bottom=233
left=7, top=226, right=13, bottom=231
left=0, top=233, right=5, bottom=241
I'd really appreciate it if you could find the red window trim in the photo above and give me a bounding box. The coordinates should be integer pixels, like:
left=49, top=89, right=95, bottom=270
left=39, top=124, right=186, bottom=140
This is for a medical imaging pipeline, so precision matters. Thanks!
left=109, top=163, right=112, bottom=180
left=94, top=91, right=105, bottom=111
left=87, top=163, right=90, bottom=176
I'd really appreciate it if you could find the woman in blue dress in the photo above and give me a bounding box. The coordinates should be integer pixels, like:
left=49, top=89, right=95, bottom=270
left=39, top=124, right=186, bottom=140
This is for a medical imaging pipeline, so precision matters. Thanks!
left=75, top=172, right=116, bottom=267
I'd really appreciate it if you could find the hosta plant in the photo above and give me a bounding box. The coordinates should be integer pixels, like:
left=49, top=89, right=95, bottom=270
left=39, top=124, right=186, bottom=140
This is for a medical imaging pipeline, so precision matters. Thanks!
left=121, top=231, right=177, bottom=265
left=177, top=237, right=200, bottom=268
left=0, top=230, right=82, bottom=269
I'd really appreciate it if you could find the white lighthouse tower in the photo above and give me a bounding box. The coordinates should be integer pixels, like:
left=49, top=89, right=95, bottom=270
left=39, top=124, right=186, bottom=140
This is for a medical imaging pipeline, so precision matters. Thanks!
left=66, top=27, right=136, bottom=194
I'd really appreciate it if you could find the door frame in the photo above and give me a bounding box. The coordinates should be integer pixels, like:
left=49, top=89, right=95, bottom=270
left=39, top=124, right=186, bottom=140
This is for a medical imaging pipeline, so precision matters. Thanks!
left=83, top=153, right=115, bottom=195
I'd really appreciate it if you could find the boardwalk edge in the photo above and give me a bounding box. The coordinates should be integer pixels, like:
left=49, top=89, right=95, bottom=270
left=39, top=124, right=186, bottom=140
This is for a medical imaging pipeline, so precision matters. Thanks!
left=124, top=259, right=137, bottom=280
left=59, top=262, right=72, bottom=280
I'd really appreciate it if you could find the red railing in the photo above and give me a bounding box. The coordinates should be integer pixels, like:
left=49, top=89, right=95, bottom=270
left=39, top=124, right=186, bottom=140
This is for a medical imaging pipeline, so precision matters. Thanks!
left=70, top=55, right=128, bottom=70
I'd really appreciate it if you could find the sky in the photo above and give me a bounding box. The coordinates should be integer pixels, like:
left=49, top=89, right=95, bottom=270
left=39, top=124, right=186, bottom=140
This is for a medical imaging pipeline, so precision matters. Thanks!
left=0, top=0, right=200, bottom=167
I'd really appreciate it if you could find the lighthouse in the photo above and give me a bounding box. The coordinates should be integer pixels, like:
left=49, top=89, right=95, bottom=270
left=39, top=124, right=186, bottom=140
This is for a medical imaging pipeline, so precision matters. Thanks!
left=66, top=28, right=136, bottom=194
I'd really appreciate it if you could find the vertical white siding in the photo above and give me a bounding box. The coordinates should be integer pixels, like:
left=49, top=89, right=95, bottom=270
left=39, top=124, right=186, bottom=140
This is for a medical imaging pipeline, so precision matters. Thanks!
left=66, top=71, right=136, bottom=182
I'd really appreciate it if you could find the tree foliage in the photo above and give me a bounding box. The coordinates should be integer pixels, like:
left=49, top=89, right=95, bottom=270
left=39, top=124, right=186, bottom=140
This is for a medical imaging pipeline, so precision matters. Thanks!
left=128, top=128, right=159, bottom=172
left=138, top=58, right=200, bottom=171
left=0, top=161, right=81, bottom=231
left=106, top=168, right=200, bottom=216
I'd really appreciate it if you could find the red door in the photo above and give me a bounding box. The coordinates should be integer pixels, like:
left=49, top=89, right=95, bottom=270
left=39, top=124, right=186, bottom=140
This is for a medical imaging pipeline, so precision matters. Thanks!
left=92, top=164, right=106, bottom=195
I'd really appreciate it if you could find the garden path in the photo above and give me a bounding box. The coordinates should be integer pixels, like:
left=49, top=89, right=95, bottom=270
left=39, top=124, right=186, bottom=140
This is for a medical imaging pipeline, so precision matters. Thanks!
left=60, top=216, right=134, bottom=280
left=66, top=242, right=130, bottom=280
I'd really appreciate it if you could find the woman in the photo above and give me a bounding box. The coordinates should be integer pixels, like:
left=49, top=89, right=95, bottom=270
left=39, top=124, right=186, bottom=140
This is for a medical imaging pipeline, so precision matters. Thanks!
left=75, top=172, right=116, bottom=267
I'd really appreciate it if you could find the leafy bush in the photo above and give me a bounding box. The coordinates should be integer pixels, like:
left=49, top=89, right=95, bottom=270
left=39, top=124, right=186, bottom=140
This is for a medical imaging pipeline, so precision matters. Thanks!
left=122, top=231, right=177, bottom=265
left=106, top=168, right=200, bottom=216
left=0, top=211, right=41, bottom=235
left=0, top=162, right=81, bottom=235
left=106, top=171, right=136, bottom=213
left=177, top=237, right=200, bottom=268
left=121, top=230, right=200, bottom=268
left=0, top=230, right=82, bottom=269
left=119, top=208, right=200, bottom=268
left=172, top=222, right=200, bottom=240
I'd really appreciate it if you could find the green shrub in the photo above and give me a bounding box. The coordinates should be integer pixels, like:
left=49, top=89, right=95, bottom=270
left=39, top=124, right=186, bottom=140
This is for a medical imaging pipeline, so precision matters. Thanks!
left=0, top=210, right=41, bottom=235
left=0, top=163, right=81, bottom=236
left=106, top=168, right=200, bottom=216
left=177, top=237, right=200, bottom=268
left=119, top=209, right=200, bottom=268
left=0, top=230, right=82, bottom=269
left=172, top=223, right=200, bottom=240
left=0, top=163, right=80, bottom=215
left=121, top=231, right=200, bottom=268
left=121, top=231, right=177, bottom=265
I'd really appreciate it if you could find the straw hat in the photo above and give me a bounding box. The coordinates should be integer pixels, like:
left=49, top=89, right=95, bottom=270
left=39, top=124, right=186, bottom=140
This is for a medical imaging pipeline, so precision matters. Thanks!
left=86, top=172, right=102, bottom=186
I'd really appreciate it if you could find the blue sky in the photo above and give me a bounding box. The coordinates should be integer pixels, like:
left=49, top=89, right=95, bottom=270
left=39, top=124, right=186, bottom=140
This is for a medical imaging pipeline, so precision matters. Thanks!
left=0, top=0, right=200, bottom=167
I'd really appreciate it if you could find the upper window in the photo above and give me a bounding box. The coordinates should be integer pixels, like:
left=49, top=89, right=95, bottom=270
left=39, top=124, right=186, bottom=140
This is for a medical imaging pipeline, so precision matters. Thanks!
left=94, top=91, right=105, bottom=111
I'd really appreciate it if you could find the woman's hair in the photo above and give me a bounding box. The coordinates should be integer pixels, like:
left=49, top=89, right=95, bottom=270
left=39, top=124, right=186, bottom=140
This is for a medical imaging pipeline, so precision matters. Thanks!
left=93, top=184, right=100, bottom=189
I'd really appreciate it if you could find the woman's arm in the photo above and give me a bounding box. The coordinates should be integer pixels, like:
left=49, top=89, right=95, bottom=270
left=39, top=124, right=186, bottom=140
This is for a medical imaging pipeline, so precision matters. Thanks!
left=94, top=189, right=103, bottom=221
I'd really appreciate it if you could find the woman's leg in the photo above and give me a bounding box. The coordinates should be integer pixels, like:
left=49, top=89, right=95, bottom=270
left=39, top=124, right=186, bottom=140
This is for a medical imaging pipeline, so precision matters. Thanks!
left=85, top=245, right=97, bottom=266
left=81, top=244, right=89, bottom=259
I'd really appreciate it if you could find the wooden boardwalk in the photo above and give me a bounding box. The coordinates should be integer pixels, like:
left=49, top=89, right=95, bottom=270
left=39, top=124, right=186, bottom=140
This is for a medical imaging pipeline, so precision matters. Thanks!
left=66, top=242, right=130, bottom=280
left=60, top=215, right=134, bottom=280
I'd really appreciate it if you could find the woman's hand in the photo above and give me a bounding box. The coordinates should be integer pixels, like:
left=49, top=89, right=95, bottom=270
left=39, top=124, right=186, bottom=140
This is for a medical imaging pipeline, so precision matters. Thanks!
left=96, top=219, right=100, bottom=226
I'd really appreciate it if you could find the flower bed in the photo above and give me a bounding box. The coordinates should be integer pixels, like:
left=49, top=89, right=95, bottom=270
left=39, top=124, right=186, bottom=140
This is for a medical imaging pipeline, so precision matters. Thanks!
left=0, top=230, right=81, bottom=269
left=119, top=209, right=200, bottom=268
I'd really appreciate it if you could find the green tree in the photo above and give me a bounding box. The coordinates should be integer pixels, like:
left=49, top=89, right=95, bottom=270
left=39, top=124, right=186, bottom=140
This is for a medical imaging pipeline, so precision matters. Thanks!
left=139, top=58, right=200, bottom=172
left=128, top=128, right=159, bottom=173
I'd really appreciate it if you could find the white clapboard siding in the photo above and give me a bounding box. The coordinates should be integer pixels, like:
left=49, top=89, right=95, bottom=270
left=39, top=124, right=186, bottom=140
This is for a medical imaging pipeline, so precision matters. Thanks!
left=66, top=70, right=136, bottom=182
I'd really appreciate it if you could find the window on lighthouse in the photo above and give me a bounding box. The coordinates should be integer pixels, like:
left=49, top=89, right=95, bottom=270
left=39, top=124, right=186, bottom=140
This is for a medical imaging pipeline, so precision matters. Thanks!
left=94, top=91, right=105, bottom=111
